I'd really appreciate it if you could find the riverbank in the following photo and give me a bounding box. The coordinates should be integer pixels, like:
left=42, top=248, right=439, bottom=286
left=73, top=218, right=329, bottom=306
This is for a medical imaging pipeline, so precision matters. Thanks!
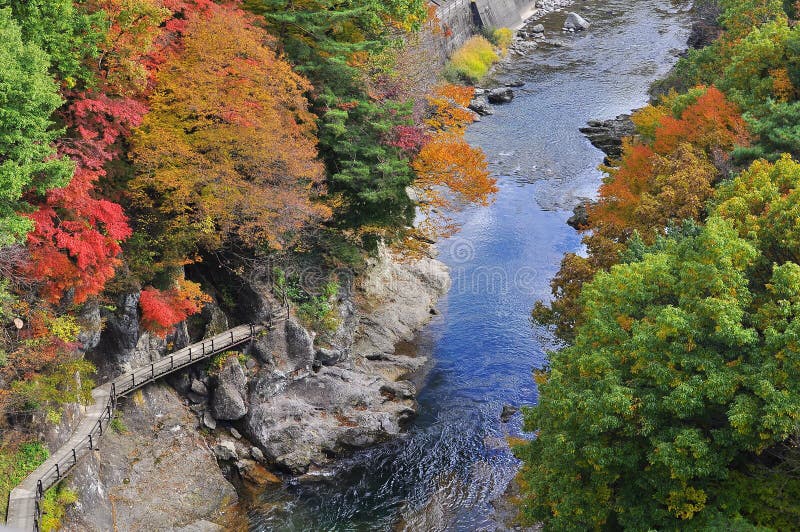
left=241, top=0, right=690, bottom=527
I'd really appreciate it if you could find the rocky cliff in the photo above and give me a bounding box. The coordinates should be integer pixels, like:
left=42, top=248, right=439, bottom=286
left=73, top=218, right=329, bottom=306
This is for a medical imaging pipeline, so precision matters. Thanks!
left=61, top=245, right=449, bottom=530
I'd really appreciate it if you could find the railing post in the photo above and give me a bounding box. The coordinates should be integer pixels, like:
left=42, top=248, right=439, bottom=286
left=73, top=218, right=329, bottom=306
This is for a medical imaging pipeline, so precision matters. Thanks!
left=99, top=418, right=103, bottom=436
left=107, top=404, right=112, bottom=419
left=55, top=463, right=60, bottom=479
left=171, top=355, right=175, bottom=369
left=73, top=448, right=77, bottom=464
left=189, top=347, right=193, bottom=361
left=151, top=363, right=155, bottom=379
left=37, top=479, right=43, bottom=496
left=89, top=434, right=93, bottom=450
left=231, top=330, right=234, bottom=344
left=111, top=382, right=116, bottom=399
left=131, top=373, right=135, bottom=388
left=211, top=338, right=214, bottom=352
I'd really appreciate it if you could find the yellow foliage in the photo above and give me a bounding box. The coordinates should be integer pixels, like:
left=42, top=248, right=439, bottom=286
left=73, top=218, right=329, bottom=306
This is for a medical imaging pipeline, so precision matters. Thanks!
left=447, top=36, right=498, bottom=82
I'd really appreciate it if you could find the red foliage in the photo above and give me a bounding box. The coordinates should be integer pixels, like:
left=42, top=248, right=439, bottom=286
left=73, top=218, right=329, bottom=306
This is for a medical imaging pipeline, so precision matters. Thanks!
left=139, top=281, right=210, bottom=337
left=387, top=125, right=429, bottom=152
left=24, top=92, right=144, bottom=304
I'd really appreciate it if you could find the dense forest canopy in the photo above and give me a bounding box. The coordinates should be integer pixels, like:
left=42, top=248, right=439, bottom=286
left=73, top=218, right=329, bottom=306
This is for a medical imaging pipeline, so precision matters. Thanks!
left=0, top=0, right=497, bottom=505
left=524, top=0, right=800, bottom=528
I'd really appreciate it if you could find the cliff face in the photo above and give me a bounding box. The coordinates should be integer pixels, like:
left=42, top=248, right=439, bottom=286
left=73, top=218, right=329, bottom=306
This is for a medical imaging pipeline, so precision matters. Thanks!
left=62, top=246, right=450, bottom=530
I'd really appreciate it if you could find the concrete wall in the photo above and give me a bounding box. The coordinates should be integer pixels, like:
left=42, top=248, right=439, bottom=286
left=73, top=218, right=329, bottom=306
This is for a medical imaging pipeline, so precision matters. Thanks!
left=434, top=0, right=536, bottom=53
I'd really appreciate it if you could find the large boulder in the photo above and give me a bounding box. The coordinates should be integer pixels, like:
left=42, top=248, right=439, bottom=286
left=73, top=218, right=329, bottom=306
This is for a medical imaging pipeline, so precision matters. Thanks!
left=487, top=88, right=514, bottom=104
left=211, top=357, right=248, bottom=421
left=211, top=382, right=247, bottom=420
left=468, top=97, right=494, bottom=116
left=563, top=12, right=590, bottom=31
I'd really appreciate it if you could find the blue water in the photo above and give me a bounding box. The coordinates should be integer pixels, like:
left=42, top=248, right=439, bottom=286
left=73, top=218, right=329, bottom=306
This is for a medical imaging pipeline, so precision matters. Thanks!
left=251, top=0, right=690, bottom=528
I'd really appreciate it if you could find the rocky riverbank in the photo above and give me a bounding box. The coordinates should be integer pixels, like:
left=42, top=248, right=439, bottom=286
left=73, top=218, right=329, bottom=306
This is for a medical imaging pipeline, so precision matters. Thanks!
left=58, top=245, right=449, bottom=530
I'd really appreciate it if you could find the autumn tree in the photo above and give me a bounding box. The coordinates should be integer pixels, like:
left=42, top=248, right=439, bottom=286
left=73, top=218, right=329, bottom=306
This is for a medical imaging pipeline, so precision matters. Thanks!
left=131, top=7, right=329, bottom=274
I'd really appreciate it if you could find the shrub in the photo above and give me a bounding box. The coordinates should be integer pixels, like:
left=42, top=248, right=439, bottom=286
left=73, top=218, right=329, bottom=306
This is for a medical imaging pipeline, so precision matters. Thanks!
left=447, top=36, right=498, bottom=82
left=40, top=485, right=78, bottom=531
left=492, top=27, right=513, bottom=54
left=0, top=441, right=49, bottom=518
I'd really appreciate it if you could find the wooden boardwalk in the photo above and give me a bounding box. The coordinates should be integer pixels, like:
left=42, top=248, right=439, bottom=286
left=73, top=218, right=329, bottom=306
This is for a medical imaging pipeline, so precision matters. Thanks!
left=5, top=320, right=274, bottom=531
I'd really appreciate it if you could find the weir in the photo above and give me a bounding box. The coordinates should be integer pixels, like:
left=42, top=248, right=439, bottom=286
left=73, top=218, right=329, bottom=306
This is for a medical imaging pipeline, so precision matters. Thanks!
left=434, top=0, right=537, bottom=51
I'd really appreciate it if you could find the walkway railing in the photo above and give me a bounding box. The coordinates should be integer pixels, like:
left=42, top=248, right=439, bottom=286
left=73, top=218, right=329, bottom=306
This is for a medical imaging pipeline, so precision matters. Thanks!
left=6, top=305, right=288, bottom=531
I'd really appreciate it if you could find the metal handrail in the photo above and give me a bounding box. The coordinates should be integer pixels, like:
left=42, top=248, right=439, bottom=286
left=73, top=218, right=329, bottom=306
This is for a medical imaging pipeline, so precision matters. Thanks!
left=18, top=305, right=289, bottom=531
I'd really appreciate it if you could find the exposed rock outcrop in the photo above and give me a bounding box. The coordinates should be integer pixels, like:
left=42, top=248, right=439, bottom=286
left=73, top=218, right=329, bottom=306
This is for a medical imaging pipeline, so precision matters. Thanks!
left=64, top=384, right=237, bottom=531
left=579, top=113, right=635, bottom=161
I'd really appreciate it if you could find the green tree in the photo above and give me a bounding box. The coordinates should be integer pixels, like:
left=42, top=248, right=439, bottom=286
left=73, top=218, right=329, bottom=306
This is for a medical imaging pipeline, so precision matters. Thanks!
left=0, top=8, right=73, bottom=247
left=0, top=0, right=104, bottom=85
left=522, top=157, right=800, bottom=529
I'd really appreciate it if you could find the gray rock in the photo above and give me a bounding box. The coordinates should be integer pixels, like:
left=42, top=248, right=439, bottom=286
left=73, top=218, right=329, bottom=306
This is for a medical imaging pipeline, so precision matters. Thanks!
left=285, top=319, right=315, bottom=370
left=230, top=427, right=242, bottom=439
left=315, top=347, right=345, bottom=366
left=245, top=358, right=257, bottom=370
left=468, top=97, right=494, bottom=116
left=579, top=113, right=635, bottom=160
left=487, top=88, right=514, bottom=104
left=505, top=80, right=525, bottom=88
left=213, top=440, right=238, bottom=461
left=531, top=23, right=545, bottom=33
left=251, top=446, right=265, bottom=463
left=191, top=379, right=208, bottom=396
left=63, top=384, right=236, bottom=531
left=211, top=382, right=247, bottom=421
left=500, top=404, right=520, bottom=422
left=187, top=392, right=206, bottom=405
left=563, top=12, right=590, bottom=31
left=217, top=357, right=247, bottom=394
left=567, top=201, right=592, bottom=229
left=203, top=411, right=217, bottom=430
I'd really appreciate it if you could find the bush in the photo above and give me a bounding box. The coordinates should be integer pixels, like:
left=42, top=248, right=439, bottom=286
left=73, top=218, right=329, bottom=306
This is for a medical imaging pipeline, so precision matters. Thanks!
left=40, top=485, right=78, bottom=531
left=447, top=36, right=498, bottom=82
left=0, top=441, right=49, bottom=518
left=491, top=27, right=513, bottom=54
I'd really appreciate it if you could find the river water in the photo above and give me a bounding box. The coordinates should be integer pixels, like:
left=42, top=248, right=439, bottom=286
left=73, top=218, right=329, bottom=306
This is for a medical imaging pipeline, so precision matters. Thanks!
left=251, top=0, right=689, bottom=529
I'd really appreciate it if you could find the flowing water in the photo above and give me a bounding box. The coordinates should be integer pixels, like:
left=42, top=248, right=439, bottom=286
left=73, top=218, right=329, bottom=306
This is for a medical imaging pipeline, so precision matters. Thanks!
left=251, top=0, right=690, bottom=529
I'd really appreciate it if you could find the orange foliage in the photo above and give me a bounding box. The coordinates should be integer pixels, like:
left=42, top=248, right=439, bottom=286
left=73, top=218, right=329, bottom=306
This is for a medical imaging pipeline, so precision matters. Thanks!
left=425, top=83, right=477, bottom=131
left=132, top=6, right=329, bottom=262
left=652, top=87, right=749, bottom=155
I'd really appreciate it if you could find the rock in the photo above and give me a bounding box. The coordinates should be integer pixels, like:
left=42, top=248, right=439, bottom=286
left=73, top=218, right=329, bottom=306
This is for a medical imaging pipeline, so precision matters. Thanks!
left=468, top=97, right=494, bottom=116
left=203, top=411, right=217, bottom=430
left=211, top=382, right=248, bottom=421
left=187, top=391, right=206, bottom=404
left=245, top=357, right=257, bottom=370
left=315, top=347, right=345, bottom=366
left=230, top=427, right=242, bottom=439
left=213, top=440, right=238, bottom=461
left=500, top=404, right=520, bottom=422
left=579, top=113, right=635, bottom=160
left=567, top=201, right=592, bottom=229
left=237, top=459, right=281, bottom=485
left=174, top=520, right=224, bottom=532
left=251, top=446, right=265, bottom=463
left=191, top=378, right=208, bottom=396
left=63, top=384, right=236, bottom=531
left=563, top=12, right=590, bottom=31
left=487, top=88, right=514, bottom=104
left=285, top=319, right=315, bottom=370
left=531, top=23, right=545, bottom=33
left=505, top=80, right=525, bottom=88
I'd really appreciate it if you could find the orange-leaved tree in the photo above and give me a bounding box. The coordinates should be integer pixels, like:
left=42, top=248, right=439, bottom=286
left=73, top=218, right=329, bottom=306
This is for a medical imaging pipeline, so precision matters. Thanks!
left=409, top=84, right=496, bottom=240
left=131, top=6, right=329, bottom=271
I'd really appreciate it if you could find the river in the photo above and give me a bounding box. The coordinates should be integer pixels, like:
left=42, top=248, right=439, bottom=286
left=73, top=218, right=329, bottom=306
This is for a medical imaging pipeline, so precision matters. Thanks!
left=250, top=0, right=690, bottom=529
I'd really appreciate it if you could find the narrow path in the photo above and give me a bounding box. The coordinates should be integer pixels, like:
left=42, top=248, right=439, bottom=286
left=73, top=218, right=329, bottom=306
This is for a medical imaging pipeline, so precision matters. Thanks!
left=5, top=314, right=284, bottom=531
